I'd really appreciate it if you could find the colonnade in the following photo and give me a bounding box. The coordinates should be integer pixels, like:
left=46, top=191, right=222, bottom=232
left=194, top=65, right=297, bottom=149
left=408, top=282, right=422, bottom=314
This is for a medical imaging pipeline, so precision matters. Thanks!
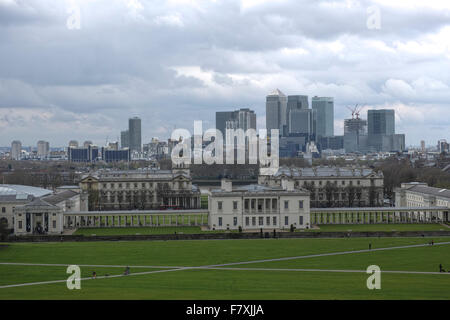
left=311, top=209, right=447, bottom=225
left=64, top=213, right=208, bottom=228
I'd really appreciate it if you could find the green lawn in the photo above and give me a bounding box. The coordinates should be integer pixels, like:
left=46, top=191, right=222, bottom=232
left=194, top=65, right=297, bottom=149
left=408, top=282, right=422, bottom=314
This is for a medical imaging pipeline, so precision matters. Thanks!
left=310, top=223, right=448, bottom=232
left=73, top=226, right=238, bottom=236
left=0, top=237, right=449, bottom=299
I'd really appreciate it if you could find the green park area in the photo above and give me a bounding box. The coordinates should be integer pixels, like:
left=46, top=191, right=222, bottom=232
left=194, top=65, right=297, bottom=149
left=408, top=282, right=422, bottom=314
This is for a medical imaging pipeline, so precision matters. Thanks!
left=0, top=237, right=449, bottom=299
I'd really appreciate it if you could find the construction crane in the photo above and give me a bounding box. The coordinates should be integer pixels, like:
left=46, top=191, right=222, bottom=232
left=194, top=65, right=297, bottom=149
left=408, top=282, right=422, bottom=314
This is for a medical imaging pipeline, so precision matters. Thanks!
left=346, top=104, right=365, bottom=119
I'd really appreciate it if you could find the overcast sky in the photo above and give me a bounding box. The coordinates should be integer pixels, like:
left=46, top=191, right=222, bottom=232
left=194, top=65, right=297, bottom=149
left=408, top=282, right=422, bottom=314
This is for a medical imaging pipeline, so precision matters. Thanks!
left=1, top=0, right=450, bottom=147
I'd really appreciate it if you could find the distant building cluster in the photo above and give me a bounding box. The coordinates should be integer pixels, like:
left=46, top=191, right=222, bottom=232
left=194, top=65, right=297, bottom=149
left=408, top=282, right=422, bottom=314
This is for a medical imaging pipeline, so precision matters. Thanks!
left=4, top=89, right=450, bottom=162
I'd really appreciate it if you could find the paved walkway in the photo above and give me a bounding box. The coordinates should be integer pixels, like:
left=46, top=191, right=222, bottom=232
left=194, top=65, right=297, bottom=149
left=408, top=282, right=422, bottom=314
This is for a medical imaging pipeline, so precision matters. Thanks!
left=1, top=241, right=449, bottom=289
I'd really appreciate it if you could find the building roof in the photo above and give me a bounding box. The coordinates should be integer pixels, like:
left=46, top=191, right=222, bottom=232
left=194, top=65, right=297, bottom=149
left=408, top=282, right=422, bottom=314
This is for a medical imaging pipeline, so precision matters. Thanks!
left=272, top=166, right=380, bottom=178
left=268, top=88, right=286, bottom=96
left=407, top=184, right=450, bottom=200
left=42, top=190, right=78, bottom=206
left=0, top=184, right=52, bottom=198
left=24, top=197, right=56, bottom=208
left=211, top=183, right=308, bottom=195
left=0, top=194, right=33, bottom=203
left=81, top=169, right=191, bottom=181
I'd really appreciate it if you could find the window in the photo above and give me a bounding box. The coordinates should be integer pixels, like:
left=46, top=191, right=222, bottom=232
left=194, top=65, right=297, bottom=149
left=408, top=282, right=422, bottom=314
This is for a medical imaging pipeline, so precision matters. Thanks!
left=285, top=216, right=289, bottom=226
left=18, top=221, right=22, bottom=229
left=233, top=217, right=238, bottom=226
left=258, top=217, right=263, bottom=226
left=245, top=217, right=250, bottom=226
left=252, top=217, right=256, bottom=226
left=218, top=201, right=223, bottom=210
left=103, top=184, right=107, bottom=188
left=142, top=183, right=146, bottom=188
left=233, top=201, right=238, bottom=210
left=244, top=199, right=249, bottom=210
left=299, top=200, right=303, bottom=209
left=1, top=207, right=5, bottom=213
left=218, top=217, right=222, bottom=226
left=284, top=201, right=289, bottom=209
left=342, top=181, right=345, bottom=185
left=53, top=220, right=56, bottom=228
left=357, top=180, right=361, bottom=185
left=299, top=216, right=303, bottom=225
left=273, top=216, right=277, bottom=226
left=266, top=217, right=270, bottom=225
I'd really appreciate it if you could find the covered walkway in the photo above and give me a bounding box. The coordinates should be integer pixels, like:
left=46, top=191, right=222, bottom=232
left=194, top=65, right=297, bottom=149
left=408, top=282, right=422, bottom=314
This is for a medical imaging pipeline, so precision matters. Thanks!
left=310, top=207, right=449, bottom=225
left=63, top=209, right=209, bottom=229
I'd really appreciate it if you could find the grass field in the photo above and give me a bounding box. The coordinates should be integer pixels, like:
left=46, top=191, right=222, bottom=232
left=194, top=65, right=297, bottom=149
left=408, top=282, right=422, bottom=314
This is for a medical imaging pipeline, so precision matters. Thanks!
left=72, top=223, right=448, bottom=236
left=311, top=223, right=448, bottom=232
left=73, top=226, right=238, bottom=236
left=0, top=237, right=449, bottom=299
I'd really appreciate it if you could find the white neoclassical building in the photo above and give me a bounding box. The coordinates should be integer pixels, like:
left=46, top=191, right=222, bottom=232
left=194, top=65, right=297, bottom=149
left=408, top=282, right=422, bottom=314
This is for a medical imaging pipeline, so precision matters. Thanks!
left=209, top=179, right=310, bottom=231
left=395, top=182, right=450, bottom=208
left=14, top=198, right=64, bottom=235
left=259, top=166, right=384, bottom=207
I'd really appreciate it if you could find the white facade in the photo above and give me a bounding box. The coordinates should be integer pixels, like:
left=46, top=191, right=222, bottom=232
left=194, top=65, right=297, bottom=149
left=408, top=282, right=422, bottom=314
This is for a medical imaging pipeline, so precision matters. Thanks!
left=209, top=179, right=310, bottom=231
left=395, top=182, right=450, bottom=209
left=37, top=140, right=50, bottom=158
left=11, top=140, right=22, bottom=160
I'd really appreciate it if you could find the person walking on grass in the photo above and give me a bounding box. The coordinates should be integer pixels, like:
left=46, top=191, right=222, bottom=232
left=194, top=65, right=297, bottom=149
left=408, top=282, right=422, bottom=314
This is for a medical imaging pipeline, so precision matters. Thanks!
left=124, top=266, right=130, bottom=275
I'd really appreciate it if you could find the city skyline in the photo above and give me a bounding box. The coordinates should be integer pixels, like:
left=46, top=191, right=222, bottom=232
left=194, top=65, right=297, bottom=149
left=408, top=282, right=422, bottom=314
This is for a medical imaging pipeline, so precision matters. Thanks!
left=0, top=1, right=450, bottom=147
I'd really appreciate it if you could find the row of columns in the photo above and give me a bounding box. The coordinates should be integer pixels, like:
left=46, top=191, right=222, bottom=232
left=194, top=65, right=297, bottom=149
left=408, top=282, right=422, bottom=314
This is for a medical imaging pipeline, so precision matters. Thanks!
left=312, top=210, right=445, bottom=224
left=244, top=198, right=278, bottom=214
left=64, top=214, right=208, bottom=228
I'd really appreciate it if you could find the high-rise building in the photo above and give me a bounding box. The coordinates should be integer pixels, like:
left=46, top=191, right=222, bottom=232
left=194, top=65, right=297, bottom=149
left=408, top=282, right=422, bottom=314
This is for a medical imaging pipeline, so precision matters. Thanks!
left=11, top=141, right=22, bottom=160
left=344, top=118, right=368, bottom=153
left=266, top=89, right=287, bottom=135
left=286, top=95, right=309, bottom=135
left=68, top=140, right=79, bottom=149
left=37, top=140, right=50, bottom=158
left=288, top=109, right=313, bottom=135
left=438, top=139, right=449, bottom=153
left=366, top=109, right=406, bottom=152
left=128, top=117, right=142, bottom=153
left=83, top=140, right=93, bottom=148
left=368, top=109, right=395, bottom=151
left=215, top=108, right=256, bottom=137
left=312, top=96, right=334, bottom=138
left=121, top=130, right=129, bottom=149
left=420, top=140, right=426, bottom=152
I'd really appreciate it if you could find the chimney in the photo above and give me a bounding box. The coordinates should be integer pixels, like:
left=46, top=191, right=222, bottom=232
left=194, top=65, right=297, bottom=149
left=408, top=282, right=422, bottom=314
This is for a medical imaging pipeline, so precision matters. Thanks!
left=221, top=179, right=232, bottom=192
left=281, top=178, right=294, bottom=191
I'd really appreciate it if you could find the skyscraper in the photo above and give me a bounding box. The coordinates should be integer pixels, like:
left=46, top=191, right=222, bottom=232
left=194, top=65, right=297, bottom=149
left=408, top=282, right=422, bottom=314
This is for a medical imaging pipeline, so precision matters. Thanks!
left=312, top=96, right=334, bottom=138
left=68, top=140, right=79, bottom=148
left=11, top=140, right=22, bottom=160
left=128, top=117, right=142, bottom=152
left=287, top=95, right=309, bottom=135
left=121, top=130, right=129, bottom=149
left=266, top=89, right=287, bottom=135
left=215, top=108, right=256, bottom=137
left=37, top=140, right=50, bottom=158
left=368, top=109, right=395, bottom=151
left=344, top=118, right=368, bottom=153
